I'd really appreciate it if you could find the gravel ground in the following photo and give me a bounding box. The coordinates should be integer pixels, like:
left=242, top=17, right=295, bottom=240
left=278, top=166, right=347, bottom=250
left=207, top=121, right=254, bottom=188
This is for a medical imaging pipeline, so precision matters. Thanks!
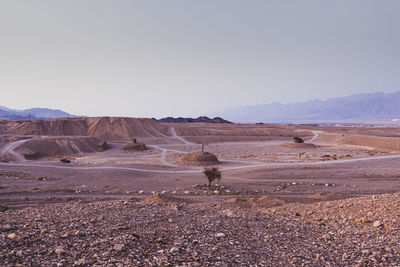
left=1, top=193, right=400, bottom=266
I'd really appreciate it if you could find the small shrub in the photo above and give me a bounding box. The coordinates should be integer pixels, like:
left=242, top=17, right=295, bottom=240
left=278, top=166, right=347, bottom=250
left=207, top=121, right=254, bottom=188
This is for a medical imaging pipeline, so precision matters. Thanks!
left=203, top=168, right=222, bottom=187
left=293, top=137, right=304, bottom=143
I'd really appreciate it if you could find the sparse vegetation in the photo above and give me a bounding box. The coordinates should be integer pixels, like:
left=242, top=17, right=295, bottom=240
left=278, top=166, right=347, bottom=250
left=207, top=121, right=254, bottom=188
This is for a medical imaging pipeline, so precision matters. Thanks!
left=293, top=137, right=304, bottom=143
left=60, top=158, right=71, bottom=163
left=203, top=167, right=221, bottom=187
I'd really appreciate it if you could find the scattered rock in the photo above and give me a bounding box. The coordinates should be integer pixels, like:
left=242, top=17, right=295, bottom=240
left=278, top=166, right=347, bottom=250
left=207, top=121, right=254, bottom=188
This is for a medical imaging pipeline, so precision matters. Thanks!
left=114, top=244, right=124, bottom=251
left=216, top=233, right=226, bottom=238
left=0, top=205, right=8, bottom=212
left=55, top=248, right=65, bottom=257
left=7, top=233, right=21, bottom=241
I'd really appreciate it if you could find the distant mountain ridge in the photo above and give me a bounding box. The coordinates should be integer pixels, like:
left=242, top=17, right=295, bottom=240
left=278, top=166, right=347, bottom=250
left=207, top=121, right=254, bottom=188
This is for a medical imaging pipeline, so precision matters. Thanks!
left=158, top=116, right=232, bottom=124
left=0, top=106, right=75, bottom=119
left=214, top=91, right=400, bottom=123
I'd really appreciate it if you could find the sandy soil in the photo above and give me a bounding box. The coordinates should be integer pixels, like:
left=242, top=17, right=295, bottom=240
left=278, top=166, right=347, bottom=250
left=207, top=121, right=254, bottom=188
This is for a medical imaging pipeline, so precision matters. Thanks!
left=1, top=119, right=400, bottom=265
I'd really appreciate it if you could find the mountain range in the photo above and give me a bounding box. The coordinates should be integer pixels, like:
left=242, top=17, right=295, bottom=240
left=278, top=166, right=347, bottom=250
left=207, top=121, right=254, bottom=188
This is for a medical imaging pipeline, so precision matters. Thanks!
left=0, top=106, right=75, bottom=120
left=158, top=116, right=231, bottom=123
left=214, top=91, right=400, bottom=123
left=3, top=91, right=400, bottom=123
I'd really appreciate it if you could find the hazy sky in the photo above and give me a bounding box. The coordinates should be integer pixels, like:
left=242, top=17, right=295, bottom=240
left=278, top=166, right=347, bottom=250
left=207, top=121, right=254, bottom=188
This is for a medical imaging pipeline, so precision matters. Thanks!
left=1, top=1, right=399, bottom=118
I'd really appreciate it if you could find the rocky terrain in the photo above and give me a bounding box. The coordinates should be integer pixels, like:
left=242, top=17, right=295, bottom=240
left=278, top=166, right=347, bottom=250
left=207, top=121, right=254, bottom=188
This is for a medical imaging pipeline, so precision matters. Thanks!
left=1, top=192, right=400, bottom=266
left=1, top=119, right=400, bottom=266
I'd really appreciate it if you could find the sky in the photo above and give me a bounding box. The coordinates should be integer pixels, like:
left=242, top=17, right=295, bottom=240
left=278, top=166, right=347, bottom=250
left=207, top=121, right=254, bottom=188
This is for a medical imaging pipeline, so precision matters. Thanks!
left=0, top=1, right=399, bottom=118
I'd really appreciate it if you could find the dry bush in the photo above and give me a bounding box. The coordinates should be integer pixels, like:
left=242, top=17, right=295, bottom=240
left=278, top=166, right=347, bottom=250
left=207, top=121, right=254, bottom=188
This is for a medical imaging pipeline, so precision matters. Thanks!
left=203, top=167, right=221, bottom=187
left=293, top=137, right=304, bottom=143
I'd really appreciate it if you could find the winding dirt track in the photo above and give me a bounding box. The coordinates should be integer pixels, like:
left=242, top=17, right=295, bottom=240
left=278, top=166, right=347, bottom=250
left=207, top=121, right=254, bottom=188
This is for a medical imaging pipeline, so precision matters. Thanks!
left=0, top=139, right=29, bottom=162
left=1, top=127, right=400, bottom=174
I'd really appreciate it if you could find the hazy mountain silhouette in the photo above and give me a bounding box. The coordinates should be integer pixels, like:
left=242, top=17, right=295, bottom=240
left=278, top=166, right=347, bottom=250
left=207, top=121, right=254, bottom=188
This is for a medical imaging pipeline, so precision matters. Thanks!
left=215, top=91, right=400, bottom=123
left=0, top=106, right=75, bottom=119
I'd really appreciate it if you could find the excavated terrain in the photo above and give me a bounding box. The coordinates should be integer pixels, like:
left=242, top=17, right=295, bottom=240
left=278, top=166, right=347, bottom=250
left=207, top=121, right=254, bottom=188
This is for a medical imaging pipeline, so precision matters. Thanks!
left=1, top=118, right=400, bottom=266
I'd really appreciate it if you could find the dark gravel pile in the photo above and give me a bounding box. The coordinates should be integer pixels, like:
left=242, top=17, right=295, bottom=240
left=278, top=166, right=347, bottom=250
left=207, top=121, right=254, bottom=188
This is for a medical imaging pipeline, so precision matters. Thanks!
left=1, top=193, right=400, bottom=266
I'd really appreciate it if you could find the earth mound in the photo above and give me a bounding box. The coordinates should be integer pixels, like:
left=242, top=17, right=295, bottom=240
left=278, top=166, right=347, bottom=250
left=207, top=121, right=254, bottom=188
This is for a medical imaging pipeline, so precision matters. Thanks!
left=309, top=192, right=343, bottom=201
left=181, top=152, right=219, bottom=165
left=15, top=137, right=101, bottom=160
left=141, top=194, right=184, bottom=204
left=227, top=196, right=285, bottom=208
left=281, top=143, right=317, bottom=149
left=123, top=141, right=147, bottom=152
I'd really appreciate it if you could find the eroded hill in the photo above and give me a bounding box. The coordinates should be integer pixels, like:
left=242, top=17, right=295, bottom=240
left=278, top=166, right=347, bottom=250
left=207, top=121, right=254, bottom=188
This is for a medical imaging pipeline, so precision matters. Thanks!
left=1, top=117, right=171, bottom=141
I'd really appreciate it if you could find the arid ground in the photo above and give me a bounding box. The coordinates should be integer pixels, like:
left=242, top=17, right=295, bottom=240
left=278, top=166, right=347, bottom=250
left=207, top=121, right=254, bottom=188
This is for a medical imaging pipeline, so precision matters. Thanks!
left=1, top=118, right=400, bottom=266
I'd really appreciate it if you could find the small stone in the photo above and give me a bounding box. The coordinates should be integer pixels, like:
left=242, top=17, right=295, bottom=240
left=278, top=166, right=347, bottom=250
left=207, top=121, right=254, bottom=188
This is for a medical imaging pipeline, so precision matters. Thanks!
left=0, top=205, right=8, bottom=212
left=7, top=233, right=16, bottom=240
left=40, top=229, right=48, bottom=234
left=61, top=233, right=69, bottom=238
left=7, top=233, right=21, bottom=241
left=216, top=232, right=226, bottom=238
left=169, top=247, right=179, bottom=254
left=168, top=218, right=173, bottom=223
left=114, top=244, right=124, bottom=251
left=74, top=258, right=86, bottom=266
left=184, top=191, right=190, bottom=195
left=321, top=234, right=332, bottom=240
left=373, top=221, right=383, bottom=228
left=55, top=248, right=65, bottom=257
left=214, top=190, right=219, bottom=195
left=138, top=190, right=144, bottom=194
left=16, top=250, right=23, bottom=257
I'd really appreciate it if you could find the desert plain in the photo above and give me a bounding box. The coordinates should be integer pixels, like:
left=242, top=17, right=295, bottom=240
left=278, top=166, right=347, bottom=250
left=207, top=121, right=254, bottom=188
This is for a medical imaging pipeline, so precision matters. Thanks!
left=1, top=117, right=400, bottom=266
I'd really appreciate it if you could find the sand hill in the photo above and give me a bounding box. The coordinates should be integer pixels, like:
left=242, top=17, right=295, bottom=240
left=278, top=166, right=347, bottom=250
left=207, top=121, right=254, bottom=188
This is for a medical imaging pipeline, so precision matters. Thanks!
left=15, top=137, right=101, bottom=160
left=3, top=117, right=171, bottom=141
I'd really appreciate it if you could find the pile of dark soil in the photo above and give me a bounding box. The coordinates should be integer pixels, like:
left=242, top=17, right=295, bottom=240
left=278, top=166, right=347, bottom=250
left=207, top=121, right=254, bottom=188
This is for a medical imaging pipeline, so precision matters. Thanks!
left=227, top=196, right=285, bottom=208
left=123, top=142, right=147, bottom=152
left=281, top=143, right=317, bottom=149
left=181, top=151, right=219, bottom=165
left=141, top=194, right=185, bottom=204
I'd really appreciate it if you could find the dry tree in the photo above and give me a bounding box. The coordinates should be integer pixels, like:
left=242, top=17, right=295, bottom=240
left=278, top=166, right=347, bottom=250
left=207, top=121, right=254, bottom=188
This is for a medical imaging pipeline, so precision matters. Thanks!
left=203, top=167, right=222, bottom=187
